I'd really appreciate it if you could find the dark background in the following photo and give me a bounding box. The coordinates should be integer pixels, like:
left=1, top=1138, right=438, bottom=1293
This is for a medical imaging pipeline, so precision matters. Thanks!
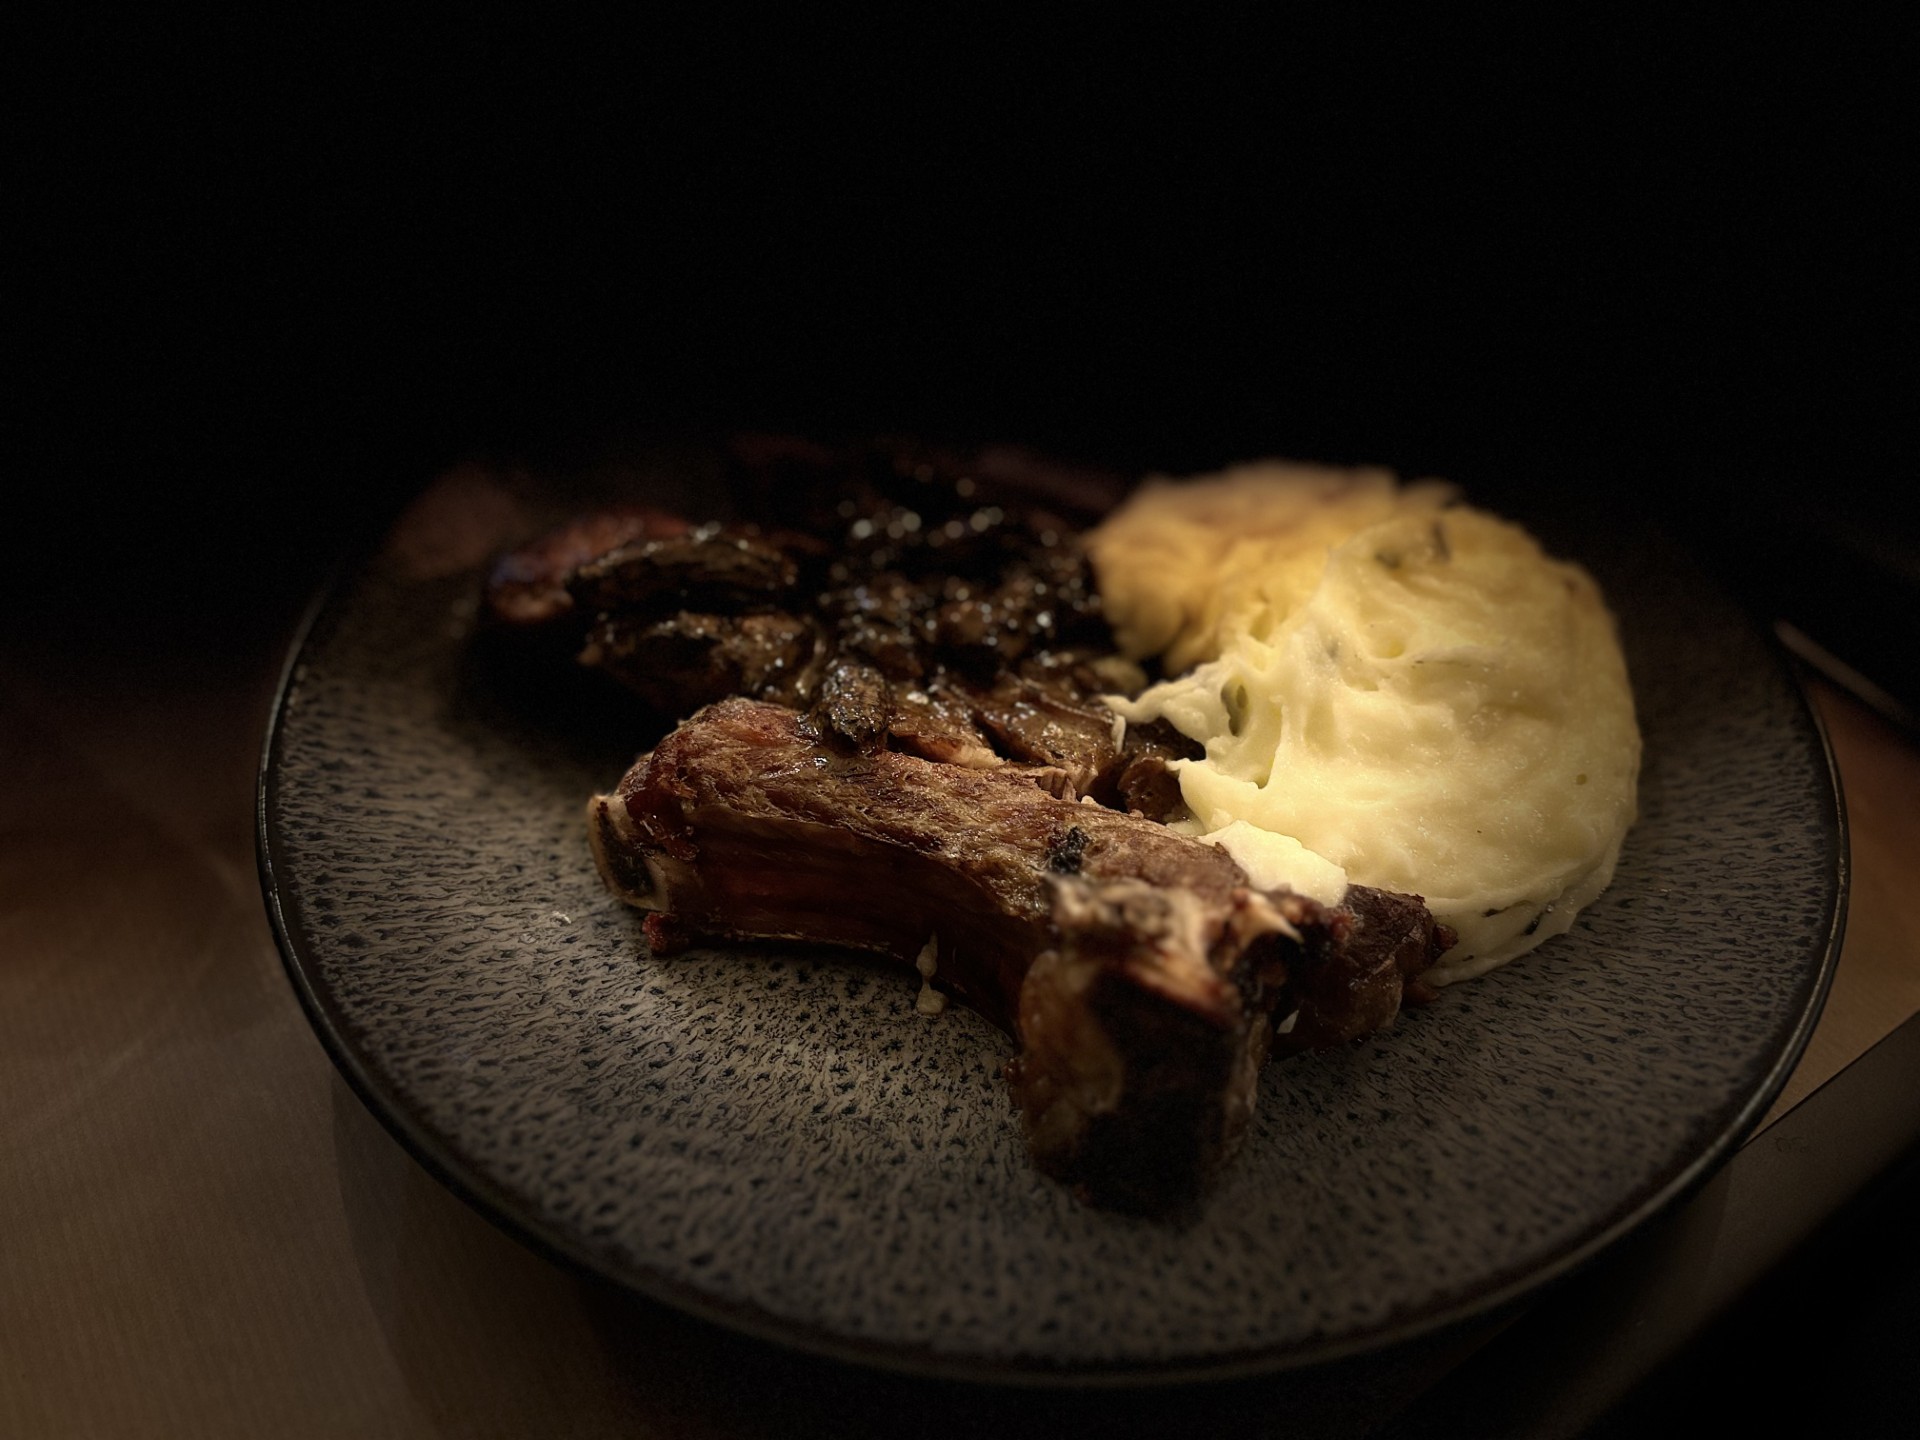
left=14, top=13, right=1911, bottom=637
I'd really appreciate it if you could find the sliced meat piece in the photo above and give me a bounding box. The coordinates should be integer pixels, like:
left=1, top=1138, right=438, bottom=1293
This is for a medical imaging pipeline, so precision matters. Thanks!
left=579, top=611, right=819, bottom=715
left=941, top=670, right=1121, bottom=798
left=1098, top=716, right=1203, bottom=822
left=568, top=525, right=809, bottom=617
left=484, top=505, right=690, bottom=629
left=822, top=571, right=928, bottom=681
left=925, top=558, right=1101, bottom=672
left=886, top=683, right=1003, bottom=769
left=926, top=565, right=1052, bottom=669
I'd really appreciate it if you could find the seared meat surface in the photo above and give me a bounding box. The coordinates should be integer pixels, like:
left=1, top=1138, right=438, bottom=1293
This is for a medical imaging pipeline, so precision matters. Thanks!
left=588, top=698, right=1452, bottom=1211
left=580, top=610, right=817, bottom=715
left=486, top=437, right=1170, bottom=804
left=568, top=524, right=818, bottom=617
left=1015, top=879, right=1283, bottom=1212
left=487, top=437, right=1455, bottom=1211
left=483, top=504, right=689, bottom=629
left=590, top=698, right=1266, bottom=1028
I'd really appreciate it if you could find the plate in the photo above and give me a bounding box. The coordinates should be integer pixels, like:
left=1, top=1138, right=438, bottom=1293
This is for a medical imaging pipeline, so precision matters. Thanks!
left=258, top=449, right=1845, bottom=1381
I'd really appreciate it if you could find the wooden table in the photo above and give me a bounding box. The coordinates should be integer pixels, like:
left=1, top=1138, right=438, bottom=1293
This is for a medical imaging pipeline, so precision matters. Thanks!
left=6, top=540, right=1918, bottom=1438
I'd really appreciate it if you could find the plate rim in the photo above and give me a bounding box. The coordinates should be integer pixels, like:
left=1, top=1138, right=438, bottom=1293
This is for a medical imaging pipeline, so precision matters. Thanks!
left=255, top=504, right=1850, bottom=1388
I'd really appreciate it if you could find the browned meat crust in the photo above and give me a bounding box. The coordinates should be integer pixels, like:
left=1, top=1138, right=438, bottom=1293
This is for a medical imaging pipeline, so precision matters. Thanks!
left=579, top=610, right=820, bottom=716
left=1101, top=717, right=1202, bottom=822
left=1274, top=885, right=1454, bottom=1053
left=587, top=698, right=1451, bottom=1211
left=1010, top=879, right=1289, bottom=1211
left=497, top=440, right=1124, bottom=785
left=567, top=524, right=818, bottom=617
left=590, top=698, right=1260, bottom=1030
left=484, top=505, right=690, bottom=629
left=944, top=670, right=1120, bottom=797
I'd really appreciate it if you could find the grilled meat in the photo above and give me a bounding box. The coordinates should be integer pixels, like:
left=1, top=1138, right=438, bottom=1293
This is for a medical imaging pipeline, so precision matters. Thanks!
left=486, top=439, right=1140, bottom=787
left=483, top=504, right=689, bottom=630
left=587, top=698, right=1451, bottom=1211
left=567, top=524, right=816, bottom=617
left=578, top=610, right=819, bottom=716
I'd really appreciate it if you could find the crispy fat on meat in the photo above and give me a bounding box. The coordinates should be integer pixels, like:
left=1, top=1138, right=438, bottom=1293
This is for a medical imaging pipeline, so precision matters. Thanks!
left=587, top=697, right=1451, bottom=1210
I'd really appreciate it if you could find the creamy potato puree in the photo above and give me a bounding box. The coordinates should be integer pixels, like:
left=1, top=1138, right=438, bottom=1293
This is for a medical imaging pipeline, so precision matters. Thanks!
left=1089, top=461, right=1461, bottom=675
left=1094, top=465, right=1640, bottom=983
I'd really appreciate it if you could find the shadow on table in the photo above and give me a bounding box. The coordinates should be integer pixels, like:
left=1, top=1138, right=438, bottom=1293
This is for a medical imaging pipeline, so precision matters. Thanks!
left=331, top=1076, right=1525, bottom=1439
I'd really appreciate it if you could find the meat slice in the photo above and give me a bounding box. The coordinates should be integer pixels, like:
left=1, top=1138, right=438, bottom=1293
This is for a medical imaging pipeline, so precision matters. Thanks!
left=587, top=697, right=1450, bottom=1210
left=578, top=610, right=819, bottom=715
left=1099, top=717, right=1204, bottom=822
left=887, top=684, right=1003, bottom=769
left=484, top=505, right=690, bottom=630
left=568, top=524, right=811, bottom=617
left=822, top=571, right=928, bottom=681
left=942, top=671, right=1121, bottom=798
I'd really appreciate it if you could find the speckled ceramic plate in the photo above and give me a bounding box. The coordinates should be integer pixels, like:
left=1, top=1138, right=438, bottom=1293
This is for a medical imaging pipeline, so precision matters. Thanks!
left=258, top=452, right=1845, bottom=1383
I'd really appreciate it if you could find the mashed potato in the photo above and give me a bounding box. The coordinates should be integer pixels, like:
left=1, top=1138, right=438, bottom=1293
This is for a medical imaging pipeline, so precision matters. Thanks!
left=1093, top=463, right=1640, bottom=983
left=1090, top=461, right=1462, bottom=675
